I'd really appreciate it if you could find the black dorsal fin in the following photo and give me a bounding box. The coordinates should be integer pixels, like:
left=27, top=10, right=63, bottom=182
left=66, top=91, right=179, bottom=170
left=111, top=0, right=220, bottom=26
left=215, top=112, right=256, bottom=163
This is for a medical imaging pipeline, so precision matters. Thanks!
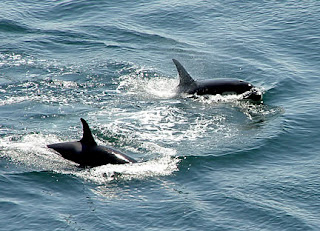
left=80, top=118, right=97, bottom=146
left=172, top=59, right=195, bottom=86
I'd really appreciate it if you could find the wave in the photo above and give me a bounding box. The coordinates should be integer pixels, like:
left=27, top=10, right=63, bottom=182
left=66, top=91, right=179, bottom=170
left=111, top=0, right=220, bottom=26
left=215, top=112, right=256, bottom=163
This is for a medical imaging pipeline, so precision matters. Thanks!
left=0, top=19, right=32, bottom=33
left=44, top=0, right=101, bottom=21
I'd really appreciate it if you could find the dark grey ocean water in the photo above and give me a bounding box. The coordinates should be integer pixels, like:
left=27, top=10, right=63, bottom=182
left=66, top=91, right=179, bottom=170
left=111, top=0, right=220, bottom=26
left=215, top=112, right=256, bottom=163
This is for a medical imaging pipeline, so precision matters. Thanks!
left=1, top=1, right=320, bottom=230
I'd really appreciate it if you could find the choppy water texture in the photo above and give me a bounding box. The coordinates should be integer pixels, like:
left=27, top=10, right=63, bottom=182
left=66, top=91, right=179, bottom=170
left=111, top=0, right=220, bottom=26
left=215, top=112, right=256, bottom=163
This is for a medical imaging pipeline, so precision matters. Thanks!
left=1, top=1, right=320, bottom=230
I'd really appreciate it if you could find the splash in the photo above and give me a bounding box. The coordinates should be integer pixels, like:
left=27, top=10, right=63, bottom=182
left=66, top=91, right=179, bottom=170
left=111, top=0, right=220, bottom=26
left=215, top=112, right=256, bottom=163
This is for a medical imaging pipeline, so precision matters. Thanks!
left=0, top=133, right=180, bottom=183
left=0, top=133, right=74, bottom=171
left=117, top=66, right=178, bottom=98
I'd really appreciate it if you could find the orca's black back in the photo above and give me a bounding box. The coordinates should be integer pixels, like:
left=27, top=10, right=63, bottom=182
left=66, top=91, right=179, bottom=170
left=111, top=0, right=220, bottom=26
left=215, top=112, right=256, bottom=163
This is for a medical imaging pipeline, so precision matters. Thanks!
left=189, top=79, right=253, bottom=95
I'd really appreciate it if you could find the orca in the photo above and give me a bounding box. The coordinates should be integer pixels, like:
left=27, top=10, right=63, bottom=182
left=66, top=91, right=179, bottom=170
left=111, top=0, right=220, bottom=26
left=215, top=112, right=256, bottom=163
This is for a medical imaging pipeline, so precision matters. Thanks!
left=172, top=59, right=262, bottom=102
left=47, top=118, right=137, bottom=167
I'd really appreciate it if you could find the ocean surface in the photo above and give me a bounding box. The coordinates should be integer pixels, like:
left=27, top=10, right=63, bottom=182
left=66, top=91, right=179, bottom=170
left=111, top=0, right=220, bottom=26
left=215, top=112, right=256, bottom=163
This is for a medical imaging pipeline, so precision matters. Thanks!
left=1, top=1, right=320, bottom=230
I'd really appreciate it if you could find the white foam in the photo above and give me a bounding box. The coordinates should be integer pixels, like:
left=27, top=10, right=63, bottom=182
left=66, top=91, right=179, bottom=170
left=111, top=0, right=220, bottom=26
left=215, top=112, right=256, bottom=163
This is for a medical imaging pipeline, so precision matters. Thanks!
left=93, top=104, right=229, bottom=146
left=0, top=53, right=35, bottom=67
left=195, top=93, right=243, bottom=104
left=70, top=155, right=180, bottom=184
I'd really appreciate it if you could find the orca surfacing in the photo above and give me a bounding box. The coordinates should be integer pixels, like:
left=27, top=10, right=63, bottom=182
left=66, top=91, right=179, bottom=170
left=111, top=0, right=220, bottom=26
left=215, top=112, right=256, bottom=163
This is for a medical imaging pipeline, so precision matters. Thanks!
left=173, top=59, right=263, bottom=102
left=47, top=118, right=137, bottom=167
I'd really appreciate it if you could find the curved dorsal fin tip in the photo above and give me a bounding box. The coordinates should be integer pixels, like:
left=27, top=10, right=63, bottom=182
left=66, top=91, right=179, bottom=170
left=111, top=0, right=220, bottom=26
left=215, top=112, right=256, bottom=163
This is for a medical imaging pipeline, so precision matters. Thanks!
left=172, top=59, right=195, bottom=86
left=80, top=118, right=97, bottom=146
